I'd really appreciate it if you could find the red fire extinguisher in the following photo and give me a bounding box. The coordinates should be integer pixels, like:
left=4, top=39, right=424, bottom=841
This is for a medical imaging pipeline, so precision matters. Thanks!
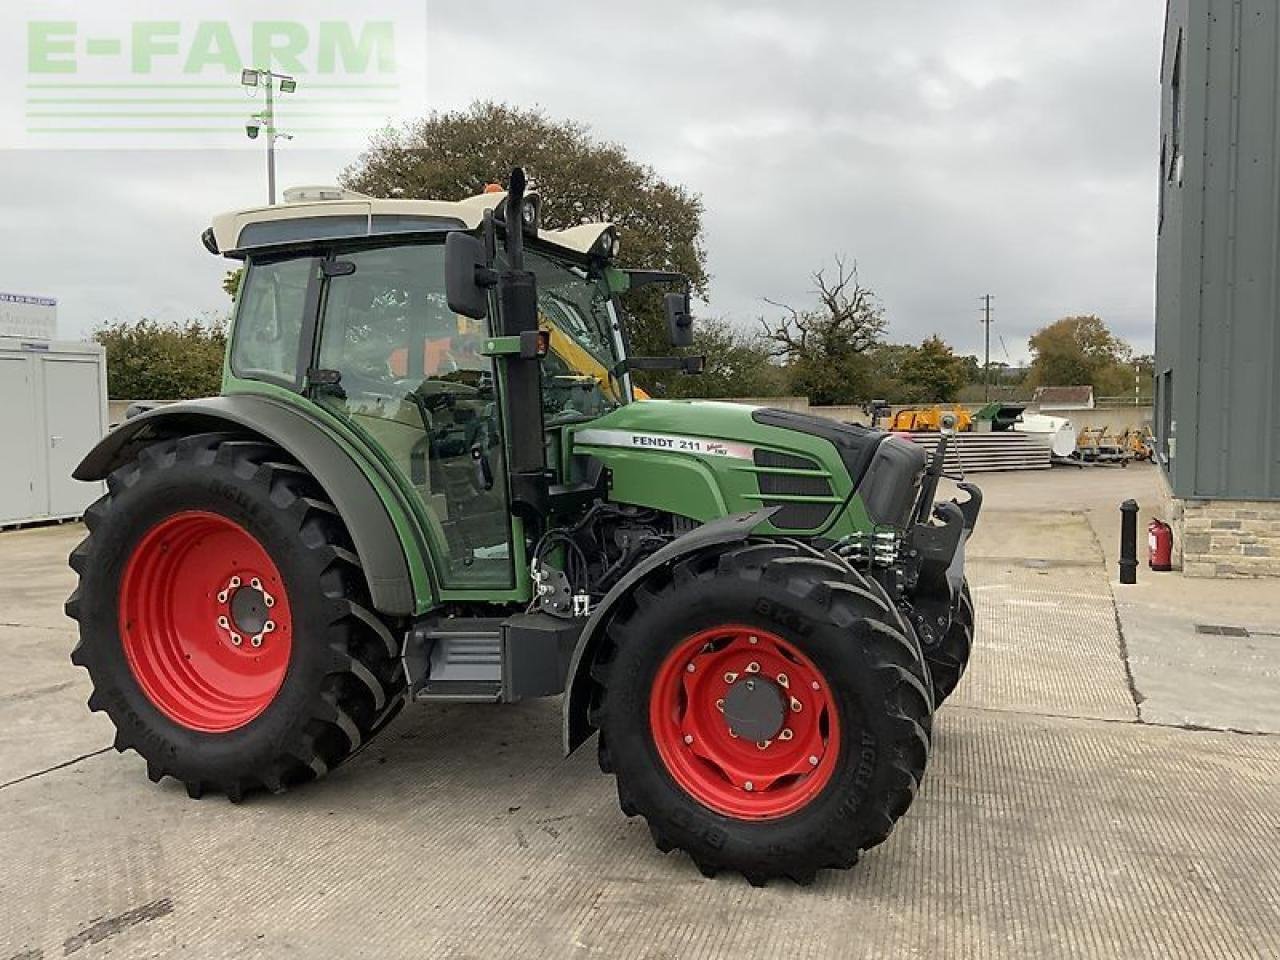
left=1148, top=519, right=1173, bottom=571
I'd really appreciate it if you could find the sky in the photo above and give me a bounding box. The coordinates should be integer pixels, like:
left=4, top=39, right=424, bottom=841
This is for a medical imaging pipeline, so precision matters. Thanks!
left=0, top=0, right=1166, bottom=366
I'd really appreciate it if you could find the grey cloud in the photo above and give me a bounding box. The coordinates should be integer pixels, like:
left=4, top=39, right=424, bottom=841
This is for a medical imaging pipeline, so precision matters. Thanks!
left=1, top=0, right=1164, bottom=361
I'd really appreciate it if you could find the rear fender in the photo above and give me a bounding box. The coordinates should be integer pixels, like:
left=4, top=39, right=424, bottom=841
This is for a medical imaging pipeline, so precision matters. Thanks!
left=561, top=508, right=775, bottom=755
left=74, top=395, right=419, bottom=616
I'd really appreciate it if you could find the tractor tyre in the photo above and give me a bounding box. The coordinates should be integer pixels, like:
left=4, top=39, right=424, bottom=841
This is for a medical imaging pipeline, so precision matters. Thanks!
left=593, top=540, right=932, bottom=885
left=66, top=432, right=406, bottom=800
left=923, top=581, right=974, bottom=704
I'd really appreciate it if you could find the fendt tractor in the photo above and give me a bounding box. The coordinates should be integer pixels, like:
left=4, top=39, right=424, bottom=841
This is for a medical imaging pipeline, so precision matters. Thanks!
left=66, top=170, right=980, bottom=884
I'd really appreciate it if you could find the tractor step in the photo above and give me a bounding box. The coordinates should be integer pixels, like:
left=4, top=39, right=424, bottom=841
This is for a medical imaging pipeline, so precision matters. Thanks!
left=411, top=618, right=504, bottom=702
left=405, top=613, right=584, bottom=704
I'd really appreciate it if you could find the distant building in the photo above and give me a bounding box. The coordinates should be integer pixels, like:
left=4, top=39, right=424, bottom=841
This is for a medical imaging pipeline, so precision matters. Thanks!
left=1155, top=0, right=1280, bottom=576
left=1032, top=386, right=1094, bottom=411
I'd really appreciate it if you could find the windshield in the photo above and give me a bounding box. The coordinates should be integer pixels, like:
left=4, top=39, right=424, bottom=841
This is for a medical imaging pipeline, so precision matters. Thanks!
left=522, top=247, right=631, bottom=418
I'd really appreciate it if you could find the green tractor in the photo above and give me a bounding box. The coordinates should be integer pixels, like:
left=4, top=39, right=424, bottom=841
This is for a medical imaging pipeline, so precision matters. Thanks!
left=66, top=170, right=979, bottom=884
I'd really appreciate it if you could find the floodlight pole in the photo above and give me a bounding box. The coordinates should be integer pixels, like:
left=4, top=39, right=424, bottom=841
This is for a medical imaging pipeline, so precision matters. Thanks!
left=241, top=68, right=295, bottom=205
left=265, top=76, right=276, bottom=205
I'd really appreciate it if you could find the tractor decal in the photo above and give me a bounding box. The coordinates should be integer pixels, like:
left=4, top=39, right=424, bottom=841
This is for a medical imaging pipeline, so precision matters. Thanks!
left=574, top=428, right=755, bottom=460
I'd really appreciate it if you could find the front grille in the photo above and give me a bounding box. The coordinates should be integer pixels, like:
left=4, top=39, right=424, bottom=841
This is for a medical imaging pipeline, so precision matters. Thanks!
left=753, top=450, right=836, bottom=530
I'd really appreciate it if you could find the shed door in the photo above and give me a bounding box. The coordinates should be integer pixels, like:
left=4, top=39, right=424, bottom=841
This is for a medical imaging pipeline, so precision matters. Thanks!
left=41, top=357, right=104, bottom=517
left=0, top=357, right=39, bottom=522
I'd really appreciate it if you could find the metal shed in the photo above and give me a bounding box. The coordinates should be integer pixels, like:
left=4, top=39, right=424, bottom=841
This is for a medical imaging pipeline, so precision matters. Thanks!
left=1156, top=0, right=1280, bottom=501
left=0, top=339, right=107, bottom=526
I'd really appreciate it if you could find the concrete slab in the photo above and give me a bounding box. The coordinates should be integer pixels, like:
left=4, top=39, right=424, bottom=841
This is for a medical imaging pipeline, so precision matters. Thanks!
left=1116, top=591, right=1280, bottom=734
left=2, top=705, right=1277, bottom=959
left=3, top=481, right=1280, bottom=959
left=0, top=523, right=82, bottom=630
left=967, top=509, right=1102, bottom=566
left=956, top=559, right=1138, bottom=722
left=0, top=624, right=112, bottom=785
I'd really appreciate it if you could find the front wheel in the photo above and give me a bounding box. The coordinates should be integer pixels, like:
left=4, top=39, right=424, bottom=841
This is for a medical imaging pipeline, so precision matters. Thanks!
left=594, top=541, right=932, bottom=885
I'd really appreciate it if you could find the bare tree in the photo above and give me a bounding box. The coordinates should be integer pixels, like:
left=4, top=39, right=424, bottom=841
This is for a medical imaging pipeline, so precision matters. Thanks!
left=759, top=257, right=887, bottom=405
left=760, top=256, right=887, bottom=360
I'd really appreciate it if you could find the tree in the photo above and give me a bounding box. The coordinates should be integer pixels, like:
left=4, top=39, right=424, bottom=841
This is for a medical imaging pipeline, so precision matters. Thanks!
left=223, top=267, right=243, bottom=301
left=661, top=317, right=786, bottom=399
left=761, top=257, right=887, bottom=405
left=1026, top=315, right=1128, bottom=390
left=94, top=318, right=227, bottom=400
left=896, top=335, right=967, bottom=403
left=340, top=101, right=707, bottom=363
left=863, top=343, right=918, bottom=400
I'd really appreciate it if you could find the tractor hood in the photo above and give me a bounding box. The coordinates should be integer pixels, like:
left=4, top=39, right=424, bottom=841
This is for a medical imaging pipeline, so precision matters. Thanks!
left=567, top=400, right=915, bottom=537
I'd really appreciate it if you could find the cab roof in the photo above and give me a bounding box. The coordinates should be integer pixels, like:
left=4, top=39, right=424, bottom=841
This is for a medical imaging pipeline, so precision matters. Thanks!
left=206, top=185, right=615, bottom=260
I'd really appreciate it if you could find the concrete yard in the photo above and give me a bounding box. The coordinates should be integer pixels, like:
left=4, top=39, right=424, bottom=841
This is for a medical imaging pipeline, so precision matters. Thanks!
left=3, top=464, right=1279, bottom=959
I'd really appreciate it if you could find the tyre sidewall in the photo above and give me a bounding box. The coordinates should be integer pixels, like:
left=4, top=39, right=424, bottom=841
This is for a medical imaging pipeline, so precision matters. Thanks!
left=79, top=450, right=341, bottom=782
left=604, top=570, right=916, bottom=869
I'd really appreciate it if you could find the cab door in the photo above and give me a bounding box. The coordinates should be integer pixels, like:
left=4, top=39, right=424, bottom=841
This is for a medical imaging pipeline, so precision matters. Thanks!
left=309, top=240, right=514, bottom=589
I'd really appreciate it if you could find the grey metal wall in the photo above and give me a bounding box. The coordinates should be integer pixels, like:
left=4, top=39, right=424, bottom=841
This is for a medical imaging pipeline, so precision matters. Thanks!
left=1156, top=0, right=1280, bottom=500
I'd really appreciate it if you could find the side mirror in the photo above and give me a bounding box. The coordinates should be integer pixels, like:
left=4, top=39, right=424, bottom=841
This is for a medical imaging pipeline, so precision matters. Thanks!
left=665, top=291, right=694, bottom=347
left=445, top=232, right=494, bottom=320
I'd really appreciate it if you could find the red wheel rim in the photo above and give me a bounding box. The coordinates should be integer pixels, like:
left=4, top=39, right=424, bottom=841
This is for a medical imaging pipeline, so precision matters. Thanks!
left=648, top=625, right=840, bottom=820
left=118, top=511, right=293, bottom=733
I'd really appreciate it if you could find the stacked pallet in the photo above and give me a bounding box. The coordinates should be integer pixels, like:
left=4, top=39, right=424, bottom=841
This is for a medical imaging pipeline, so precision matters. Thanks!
left=897, top=431, right=1051, bottom=473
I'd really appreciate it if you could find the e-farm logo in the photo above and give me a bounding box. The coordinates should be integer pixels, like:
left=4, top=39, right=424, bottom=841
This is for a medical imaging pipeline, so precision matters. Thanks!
left=7, top=1, right=427, bottom=148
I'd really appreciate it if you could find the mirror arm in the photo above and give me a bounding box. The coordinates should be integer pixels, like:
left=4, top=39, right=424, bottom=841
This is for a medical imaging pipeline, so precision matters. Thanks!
left=625, top=269, right=688, bottom=291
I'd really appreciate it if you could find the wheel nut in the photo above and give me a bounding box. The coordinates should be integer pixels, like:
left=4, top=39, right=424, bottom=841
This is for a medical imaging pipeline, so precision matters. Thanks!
left=777, top=673, right=789, bottom=687
left=715, top=699, right=725, bottom=712
left=263, top=620, right=275, bottom=633
left=756, top=740, right=770, bottom=750
left=250, top=635, right=263, bottom=648
left=808, top=755, right=819, bottom=766
left=217, top=616, right=229, bottom=628
left=250, top=577, right=262, bottom=590
left=230, top=633, right=243, bottom=647
left=723, top=671, right=738, bottom=684
left=217, top=591, right=228, bottom=604
left=230, top=576, right=241, bottom=588
left=745, top=661, right=760, bottom=674
left=264, top=595, right=275, bottom=608
left=744, top=781, right=754, bottom=791
left=779, top=729, right=794, bottom=741
left=790, top=697, right=803, bottom=713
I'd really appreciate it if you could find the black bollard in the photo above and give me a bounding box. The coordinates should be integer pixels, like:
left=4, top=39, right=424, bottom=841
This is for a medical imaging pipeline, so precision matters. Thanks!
left=1119, top=499, right=1139, bottom=584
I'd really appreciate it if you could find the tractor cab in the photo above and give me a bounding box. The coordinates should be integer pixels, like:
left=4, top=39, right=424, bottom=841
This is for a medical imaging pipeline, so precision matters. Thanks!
left=206, top=176, right=678, bottom=593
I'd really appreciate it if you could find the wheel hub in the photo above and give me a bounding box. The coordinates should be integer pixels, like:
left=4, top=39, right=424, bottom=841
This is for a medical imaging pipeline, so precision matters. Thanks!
left=723, top=675, right=786, bottom=742
left=217, top=575, right=277, bottom=648
left=648, top=625, right=840, bottom=820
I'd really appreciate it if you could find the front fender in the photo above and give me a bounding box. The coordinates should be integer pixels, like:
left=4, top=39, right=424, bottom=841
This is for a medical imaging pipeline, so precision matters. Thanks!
left=561, top=508, right=776, bottom=755
left=74, top=395, right=419, bottom=616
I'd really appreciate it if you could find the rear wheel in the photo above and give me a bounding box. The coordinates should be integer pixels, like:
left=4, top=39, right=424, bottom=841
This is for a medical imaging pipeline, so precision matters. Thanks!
left=594, top=541, right=932, bottom=885
left=923, top=581, right=974, bottom=704
left=66, top=433, right=406, bottom=799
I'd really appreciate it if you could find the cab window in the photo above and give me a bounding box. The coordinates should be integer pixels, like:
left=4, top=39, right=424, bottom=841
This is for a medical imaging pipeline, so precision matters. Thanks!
left=230, top=255, right=316, bottom=386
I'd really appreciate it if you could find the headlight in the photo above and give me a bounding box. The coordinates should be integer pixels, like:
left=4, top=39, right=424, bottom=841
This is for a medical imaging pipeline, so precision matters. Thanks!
left=592, top=227, right=620, bottom=259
